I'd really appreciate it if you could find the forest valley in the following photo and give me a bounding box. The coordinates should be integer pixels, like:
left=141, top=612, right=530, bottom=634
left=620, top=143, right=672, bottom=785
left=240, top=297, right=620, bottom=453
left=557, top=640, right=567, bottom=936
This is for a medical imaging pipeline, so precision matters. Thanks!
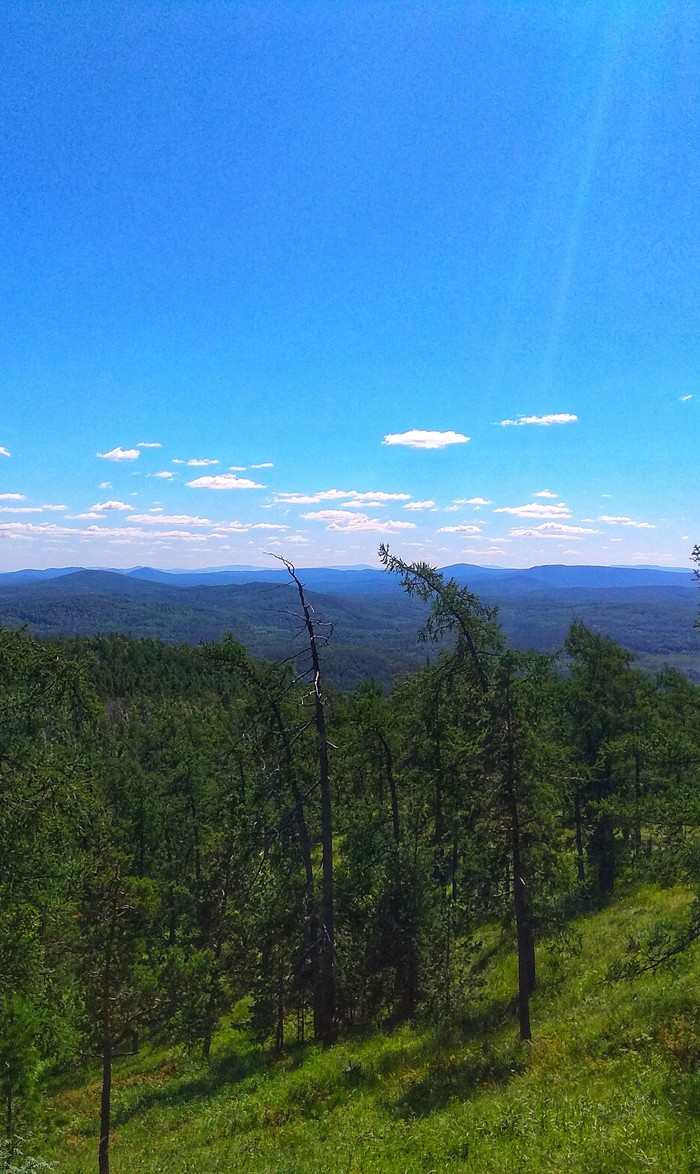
left=1, top=546, right=700, bottom=1172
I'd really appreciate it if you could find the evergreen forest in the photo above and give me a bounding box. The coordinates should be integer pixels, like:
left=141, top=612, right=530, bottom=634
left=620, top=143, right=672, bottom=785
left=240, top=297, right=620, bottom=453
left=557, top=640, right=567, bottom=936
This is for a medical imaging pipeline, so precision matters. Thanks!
left=2, top=547, right=700, bottom=1172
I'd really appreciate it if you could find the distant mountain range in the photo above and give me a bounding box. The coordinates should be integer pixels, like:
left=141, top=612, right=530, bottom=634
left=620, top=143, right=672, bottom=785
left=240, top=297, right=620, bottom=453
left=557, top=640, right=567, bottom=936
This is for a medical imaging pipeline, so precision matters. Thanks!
left=0, top=561, right=695, bottom=593
left=0, top=563, right=697, bottom=688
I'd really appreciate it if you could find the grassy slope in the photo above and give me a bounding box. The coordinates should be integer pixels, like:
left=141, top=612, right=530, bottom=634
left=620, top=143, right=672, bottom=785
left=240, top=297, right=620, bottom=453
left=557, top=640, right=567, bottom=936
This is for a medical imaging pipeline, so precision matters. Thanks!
left=42, top=884, right=700, bottom=1173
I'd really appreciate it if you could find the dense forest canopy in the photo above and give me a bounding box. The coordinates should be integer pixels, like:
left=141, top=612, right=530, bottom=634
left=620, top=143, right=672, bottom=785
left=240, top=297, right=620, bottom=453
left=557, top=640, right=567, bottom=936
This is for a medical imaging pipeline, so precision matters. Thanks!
left=1, top=551, right=699, bottom=1170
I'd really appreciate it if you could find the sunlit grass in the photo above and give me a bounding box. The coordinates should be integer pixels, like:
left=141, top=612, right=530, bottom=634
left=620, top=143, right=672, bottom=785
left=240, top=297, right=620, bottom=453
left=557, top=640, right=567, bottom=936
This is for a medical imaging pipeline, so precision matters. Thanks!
left=39, top=884, right=700, bottom=1172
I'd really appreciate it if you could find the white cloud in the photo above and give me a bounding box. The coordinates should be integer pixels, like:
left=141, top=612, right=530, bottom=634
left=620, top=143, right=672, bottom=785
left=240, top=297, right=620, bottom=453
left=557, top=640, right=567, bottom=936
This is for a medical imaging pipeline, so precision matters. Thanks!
left=229, top=466, right=247, bottom=471
left=0, top=521, right=222, bottom=543
left=153, top=471, right=174, bottom=479
left=98, top=481, right=111, bottom=490
left=0, top=504, right=47, bottom=514
left=187, top=474, right=265, bottom=490
left=494, top=502, right=571, bottom=519
left=0, top=447, right=11, bottom=457
left=274, top=488, right=410, bottom=506
left=382, top=429, right=470, bottom=449
left=286, top=535, right=310, bottom=545
left=462, top=547, right=511, bottom=556
left=348, top=491, right=411, bottom=504
left=453, top=497, right=492, bottom=506
left=438, top=524, right=482, bottom=534
left=499, top=414, right=578, bottom=427
left=303, top=510, right=359, bottom=523
left=172, top=459, right=185, bottom=465
left=403, top=500, right=436, bottom=511
left=212, top=521, right=254, bottom=533
left=276, top=489, right=350, bottom=505
left=68, top=512, right=106, bottom=520
left=96, top=447, right=140, bottom=461
left=251, top=462, right=274, bottom=469
left=532, top=489, right=557, bottom=498
left=302, top=508, right=415, bottom=533
left=597, top=515, right=655, bottom=529
left=137, top=441, right=162, bottom=448
left=330, top=517, right=416, bottom=534
left=0, top=493, right=25, bottom=501
left=89, top=500, right=132, bottom=511
left=0, top=506, right=54, bottom=515
left=185, top=458, right=219, bottom=467
left=508, top=523, right=598, bottom=537
left=126, top=513, right=214, bottom=526
left=681, top=395, right=693, bottom=402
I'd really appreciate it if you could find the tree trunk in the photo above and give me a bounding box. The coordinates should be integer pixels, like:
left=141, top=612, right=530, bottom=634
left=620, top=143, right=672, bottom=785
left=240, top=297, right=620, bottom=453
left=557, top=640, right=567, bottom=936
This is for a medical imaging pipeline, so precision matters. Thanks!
left=99, top=1034, right=112, bottom=1174
left=574, top=786, right=585, bottom=886
left=505, top=674, right=533, bottom=1041
left=99, top=883, right=118, bottom=1174
left=633, top=749, right=642, bottom=856
left=6, top=1090, right=13, bottom=1167
left=283, top=561, right=336, bottom=1047
left=379, top=731, right=401, bottom=846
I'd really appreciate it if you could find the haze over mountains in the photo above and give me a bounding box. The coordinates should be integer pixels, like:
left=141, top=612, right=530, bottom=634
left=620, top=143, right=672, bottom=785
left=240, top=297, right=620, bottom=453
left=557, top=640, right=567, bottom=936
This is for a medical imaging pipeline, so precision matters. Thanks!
left=0, top=562, right=697, bottom=688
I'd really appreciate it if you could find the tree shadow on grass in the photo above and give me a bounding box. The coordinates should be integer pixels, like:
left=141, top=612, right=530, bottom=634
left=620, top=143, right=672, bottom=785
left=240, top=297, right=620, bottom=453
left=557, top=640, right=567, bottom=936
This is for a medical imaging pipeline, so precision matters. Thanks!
left=392, top=1043, right=523, bottom=1120
left=113, top=1046, right=267, bottom=1127
left=373, top=994, right=525, bottom=1121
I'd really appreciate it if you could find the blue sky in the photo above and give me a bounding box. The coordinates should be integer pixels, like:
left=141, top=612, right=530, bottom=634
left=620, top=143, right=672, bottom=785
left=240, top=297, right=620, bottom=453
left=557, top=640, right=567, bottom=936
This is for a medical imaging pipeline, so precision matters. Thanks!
left=1, top=1, right=697, bottom=571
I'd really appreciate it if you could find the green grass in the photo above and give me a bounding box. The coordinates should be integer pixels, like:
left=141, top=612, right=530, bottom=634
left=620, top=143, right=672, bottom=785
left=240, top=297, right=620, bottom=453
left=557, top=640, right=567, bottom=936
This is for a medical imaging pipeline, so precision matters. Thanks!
left=38, top=884, right=700, bottom=1172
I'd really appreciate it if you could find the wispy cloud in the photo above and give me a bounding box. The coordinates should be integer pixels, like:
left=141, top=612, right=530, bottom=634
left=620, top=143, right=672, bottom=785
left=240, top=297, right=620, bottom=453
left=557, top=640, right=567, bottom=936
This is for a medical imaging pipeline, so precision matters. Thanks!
left=403, top=500, right=436, bottom=511
left=509, top=523, right=598, bottom=537
left=137, top=441, right=162, bottom=448
left=97, top=446, right=140, bottom=461
left=153, top=471, right=174, bottom=479
left=251, top=462, right=274, bottom=469
left=499, top=414, right=578, bottom=427
left=187, top=473, right=265, bottom=490
left=532, top=489, right=557, bottom=498
left=0, top=447, right=11, bottom=457
left=98, top=482, right=111, bottom=490
left=462, top=546, right=511, bottom=556
left=185, top=458, right=219, bottom=467
left=0, top=505, right=67, bottom=515
left=89, top=500, right=132, bottom=511
left=453, top=497, right=491, bottom=506
left=681, top=394, right=694, bottom=402
left=494, top=502, right=571, bottom=519
left=597, top=515, right=655, bottom=529
left=275, top=490, right=350, bottom=505
left=382, top=429, right=470, bottom=449
left=126, top=513, right=214, bottom=526
left=302, top=509, right=415, bottom=533
left=438, top=524, right=482, bottom=534
left=0, top=521, right=211, bottom=542
left=0, top=493, right=25, bottom=501
left=303, top=510, right=363, bottom=523
left=274, top=488, right=410, bottom=506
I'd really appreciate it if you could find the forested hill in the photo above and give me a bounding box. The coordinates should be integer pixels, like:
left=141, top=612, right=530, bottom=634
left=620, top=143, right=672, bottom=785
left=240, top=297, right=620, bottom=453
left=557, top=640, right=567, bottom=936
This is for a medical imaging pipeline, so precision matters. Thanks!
left=0, top=564, right=697, bottom=686
left=3, top=557, right=700, bottom=1171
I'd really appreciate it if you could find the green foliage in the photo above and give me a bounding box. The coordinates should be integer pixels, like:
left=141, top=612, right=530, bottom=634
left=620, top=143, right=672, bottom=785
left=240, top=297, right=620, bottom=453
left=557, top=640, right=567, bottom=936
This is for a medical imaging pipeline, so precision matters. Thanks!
left=35, top=886, right=700, bottom=1172
left=0, top=543, right=698, bottom=1167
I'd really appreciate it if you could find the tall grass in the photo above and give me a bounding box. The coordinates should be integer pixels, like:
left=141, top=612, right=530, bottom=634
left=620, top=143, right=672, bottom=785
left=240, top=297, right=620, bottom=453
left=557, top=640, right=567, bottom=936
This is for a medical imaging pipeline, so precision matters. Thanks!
left=39, top=884, right=700, bottom=1172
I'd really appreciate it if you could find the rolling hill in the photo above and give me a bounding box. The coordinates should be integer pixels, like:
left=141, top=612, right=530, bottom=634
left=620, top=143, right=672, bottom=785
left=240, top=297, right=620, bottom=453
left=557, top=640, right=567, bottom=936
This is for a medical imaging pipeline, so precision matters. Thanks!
left=0, top=564, right=696, bottom=688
